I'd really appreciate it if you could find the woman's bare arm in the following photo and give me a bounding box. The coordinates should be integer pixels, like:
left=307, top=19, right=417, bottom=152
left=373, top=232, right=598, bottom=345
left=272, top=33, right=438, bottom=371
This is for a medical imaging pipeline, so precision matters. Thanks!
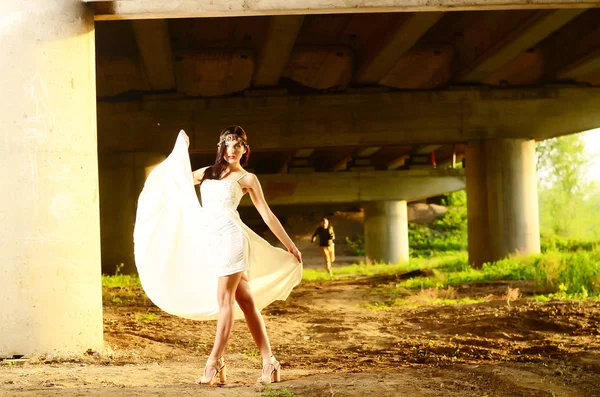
left=192, top=166, right=210, bottom=185
left=244, top=173, right=302, bottom=263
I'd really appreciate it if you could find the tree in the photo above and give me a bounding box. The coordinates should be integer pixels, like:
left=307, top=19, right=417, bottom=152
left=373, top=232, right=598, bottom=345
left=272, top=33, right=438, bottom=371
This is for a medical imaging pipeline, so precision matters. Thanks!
left=536, top=133, right=599, bottom=238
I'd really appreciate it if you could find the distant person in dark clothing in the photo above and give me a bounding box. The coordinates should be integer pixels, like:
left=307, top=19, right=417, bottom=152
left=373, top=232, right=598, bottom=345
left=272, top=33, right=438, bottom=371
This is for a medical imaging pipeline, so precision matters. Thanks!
left=311, top=218, right=335, bottom=276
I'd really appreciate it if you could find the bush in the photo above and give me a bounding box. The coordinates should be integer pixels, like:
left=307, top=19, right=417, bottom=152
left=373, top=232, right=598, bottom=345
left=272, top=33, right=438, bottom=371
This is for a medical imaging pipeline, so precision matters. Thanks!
left=345, top=234, right=365, bottom=256
left=541, top=235, right=599, bottom=252
left=398, top=250, right=600, bottom=296
left=409, top=224, right=466, bottom=257
left=346, top=191, right=469, bottom=257
left=410, top=191, right=468, bottom=256
left=538, top=249, right=600, bottom=295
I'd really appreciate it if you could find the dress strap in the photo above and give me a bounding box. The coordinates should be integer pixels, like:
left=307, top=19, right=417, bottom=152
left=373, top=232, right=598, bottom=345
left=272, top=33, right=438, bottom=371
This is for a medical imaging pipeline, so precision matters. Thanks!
left=236, top=172, right=249, bottom=182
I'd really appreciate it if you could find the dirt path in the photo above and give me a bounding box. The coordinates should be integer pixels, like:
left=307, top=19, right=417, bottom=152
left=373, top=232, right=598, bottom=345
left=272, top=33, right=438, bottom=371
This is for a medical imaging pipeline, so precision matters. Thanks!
left=2, top=276, right=600, bottom=396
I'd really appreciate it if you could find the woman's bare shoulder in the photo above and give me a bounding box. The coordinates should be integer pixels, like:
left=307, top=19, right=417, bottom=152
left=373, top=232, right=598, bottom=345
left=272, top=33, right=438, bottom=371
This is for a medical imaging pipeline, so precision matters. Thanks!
left=243, top=172, right=259, bottom=182
left=238, top=171, right=259, bottom=188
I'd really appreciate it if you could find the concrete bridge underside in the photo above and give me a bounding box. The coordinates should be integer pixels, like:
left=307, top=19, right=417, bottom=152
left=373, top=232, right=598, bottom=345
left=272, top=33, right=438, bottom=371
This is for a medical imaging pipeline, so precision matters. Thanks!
left=2, top=0, right=600, bottom=356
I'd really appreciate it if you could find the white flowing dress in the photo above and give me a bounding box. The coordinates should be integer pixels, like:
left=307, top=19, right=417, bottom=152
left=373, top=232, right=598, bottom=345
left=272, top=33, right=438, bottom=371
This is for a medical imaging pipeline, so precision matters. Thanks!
left=133, top=131, right=303, bottom=321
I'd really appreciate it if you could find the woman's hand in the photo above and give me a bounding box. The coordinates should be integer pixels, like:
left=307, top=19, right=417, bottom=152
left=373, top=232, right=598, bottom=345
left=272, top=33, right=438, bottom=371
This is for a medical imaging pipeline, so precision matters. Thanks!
left=288, top=245, right=302, bottom=264
left=180, top=130, right=190, bottom=147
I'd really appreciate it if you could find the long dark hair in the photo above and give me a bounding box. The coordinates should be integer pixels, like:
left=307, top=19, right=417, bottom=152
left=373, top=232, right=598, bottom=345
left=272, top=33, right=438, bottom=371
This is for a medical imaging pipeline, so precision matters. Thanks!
left=200, top=125, right=251, bottom=185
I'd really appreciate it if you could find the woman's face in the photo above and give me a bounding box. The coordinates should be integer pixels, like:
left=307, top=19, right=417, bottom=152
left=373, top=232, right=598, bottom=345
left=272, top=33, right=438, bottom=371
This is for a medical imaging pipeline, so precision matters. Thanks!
left=223, top=138, right=247, bottom=165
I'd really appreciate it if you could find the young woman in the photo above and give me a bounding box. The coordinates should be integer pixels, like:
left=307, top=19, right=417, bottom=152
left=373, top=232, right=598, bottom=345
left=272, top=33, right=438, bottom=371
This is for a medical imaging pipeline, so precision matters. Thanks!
left=133, top=126, right=303, bottom=386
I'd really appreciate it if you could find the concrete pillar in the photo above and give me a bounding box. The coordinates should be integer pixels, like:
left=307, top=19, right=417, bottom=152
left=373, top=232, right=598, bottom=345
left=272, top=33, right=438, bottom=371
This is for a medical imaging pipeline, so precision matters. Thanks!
left=466, top=139, right=540, bottom=267
left=465, top=142, right=492, bottom=267
left=99, top=152, right=166, bottom=274
left=485, top=139, right=540, bottom=260
left=0, top=1, right=103, bottom=355
left=364, top=201, right=409, bottom=264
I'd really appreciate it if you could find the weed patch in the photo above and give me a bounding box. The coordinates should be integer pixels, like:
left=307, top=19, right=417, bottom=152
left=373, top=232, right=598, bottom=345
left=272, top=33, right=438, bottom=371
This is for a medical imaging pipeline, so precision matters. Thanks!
left=262, top=386, right=295, bottom=397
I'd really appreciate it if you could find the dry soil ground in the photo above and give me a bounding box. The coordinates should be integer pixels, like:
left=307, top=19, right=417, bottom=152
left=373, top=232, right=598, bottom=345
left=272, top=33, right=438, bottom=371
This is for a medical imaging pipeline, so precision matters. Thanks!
left=2, top=264, right=600, bottom=397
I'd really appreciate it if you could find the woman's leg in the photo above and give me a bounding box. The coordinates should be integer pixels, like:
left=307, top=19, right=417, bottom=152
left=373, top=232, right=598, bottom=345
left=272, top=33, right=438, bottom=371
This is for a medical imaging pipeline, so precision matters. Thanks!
left=208, top=271, right=243, bottom=362
left=236, top=274, right=282, bottom=383
left=235, top=274, right=272, bottom=361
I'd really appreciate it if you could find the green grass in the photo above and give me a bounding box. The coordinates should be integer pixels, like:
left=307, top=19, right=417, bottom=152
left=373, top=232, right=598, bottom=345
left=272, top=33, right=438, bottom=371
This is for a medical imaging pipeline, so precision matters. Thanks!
left=362, top=297, right=485, bottom=311
left=102, top=247, right=600, bottom=302
left=102, top=273, right=141, bottom=288
left=262, top=386, right=295, bottom=397
left=533, top=293, right=600, bottom=302
left=303, top=262, right=412, bottom=281
left=395, top=249, right=600, bottom=296
left=134, top=311, right=158, bottom=323
left=102, top=263, right=141, bottom=288
left=304, top=248, right=600, bottom=298
left=302, top=251, right=467, bottom=282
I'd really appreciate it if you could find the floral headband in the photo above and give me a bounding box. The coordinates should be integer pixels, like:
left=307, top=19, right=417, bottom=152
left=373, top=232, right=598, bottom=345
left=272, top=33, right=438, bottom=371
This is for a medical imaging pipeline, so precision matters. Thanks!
left=217, top=132, right=250, bottom=149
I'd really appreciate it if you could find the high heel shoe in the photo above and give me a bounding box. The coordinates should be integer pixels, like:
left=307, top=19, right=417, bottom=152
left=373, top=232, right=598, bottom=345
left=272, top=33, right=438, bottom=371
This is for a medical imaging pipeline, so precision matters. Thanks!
left=195, top=357, right=226, bottom=385
left=257, top=355, right=280, bottom=384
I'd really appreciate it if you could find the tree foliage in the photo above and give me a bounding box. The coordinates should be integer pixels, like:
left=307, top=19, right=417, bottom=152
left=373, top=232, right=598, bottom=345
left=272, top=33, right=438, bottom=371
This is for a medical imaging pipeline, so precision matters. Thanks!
left=536, top=134, right=600, bottom=239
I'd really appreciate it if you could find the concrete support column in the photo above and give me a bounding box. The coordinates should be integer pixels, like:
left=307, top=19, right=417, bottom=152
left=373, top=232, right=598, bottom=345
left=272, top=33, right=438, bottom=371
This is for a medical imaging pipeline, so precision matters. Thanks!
left=0, top=2, right=103, bottom=355
left=466, top=139, right=540, bottom=267
left=99, top=152, right=166, bottom=275
left=364, top=201, right=409, bottom=264
left=465, top=142, right=492, bottom=267
left=485, top=139, right=540, bottom=260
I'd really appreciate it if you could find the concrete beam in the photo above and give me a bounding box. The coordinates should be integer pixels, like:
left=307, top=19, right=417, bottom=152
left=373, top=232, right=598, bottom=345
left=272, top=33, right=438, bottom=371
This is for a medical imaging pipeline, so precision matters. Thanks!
left=370, top=146, right=413, bottom=170
left=460, top=9, right=585, bottom=82
left=295, top=148, right=315, bottom=158
left=173, top=49, right=255, bottom=97
left=354, top=147, right=381, bottom=158
left=354, top=12, right=443, bottom=84
left=557, top=50, right=600, bottom=80
left=132, top=19, right=175, bottom=91
left=253, top=16, right=305, bottom=87
left=435, top=144, right=465, bottom=167
left=282, top=45, right=355, bottom=90
left=90, top=1, right=600, bottom=21
left=235, top=169, right=465, bottom=206
left=482, top=9, right=600, bottom=85
left=97, top=87, right=600, bottom=153
left=312, top=148, right=355, bottom=171
left=387, top=155, right=410, bottom=170
left=415, top=144, right=442, bottom=154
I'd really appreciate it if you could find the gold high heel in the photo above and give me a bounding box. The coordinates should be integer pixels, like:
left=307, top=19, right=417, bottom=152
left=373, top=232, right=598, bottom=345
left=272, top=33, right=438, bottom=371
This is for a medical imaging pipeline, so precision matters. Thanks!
left=195, top=357, right=226, bottom=385
left=257, top=355, right=281, bottom=384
